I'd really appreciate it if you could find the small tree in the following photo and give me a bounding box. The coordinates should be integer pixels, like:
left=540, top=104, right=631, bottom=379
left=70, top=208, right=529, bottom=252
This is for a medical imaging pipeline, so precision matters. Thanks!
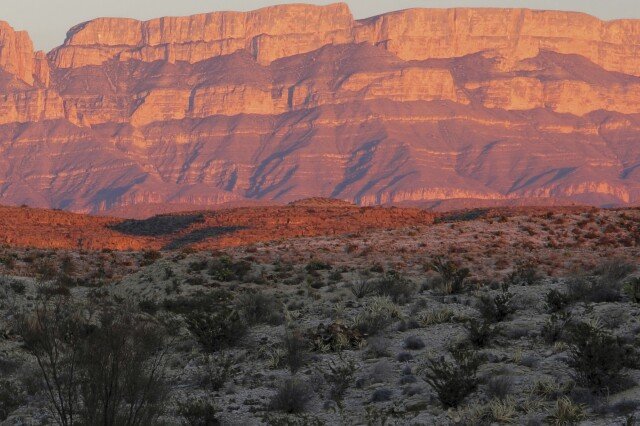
left=18, top=298, right=169, bottom=426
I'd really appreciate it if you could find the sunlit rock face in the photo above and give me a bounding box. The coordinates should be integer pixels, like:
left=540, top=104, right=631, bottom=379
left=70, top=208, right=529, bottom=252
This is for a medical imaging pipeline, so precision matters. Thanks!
left=1, top=3, right=640, bottom=214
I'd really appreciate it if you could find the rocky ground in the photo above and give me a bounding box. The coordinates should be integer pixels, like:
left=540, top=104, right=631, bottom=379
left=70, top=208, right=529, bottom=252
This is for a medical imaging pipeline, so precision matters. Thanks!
left=1, top=206, right=639, bottom=425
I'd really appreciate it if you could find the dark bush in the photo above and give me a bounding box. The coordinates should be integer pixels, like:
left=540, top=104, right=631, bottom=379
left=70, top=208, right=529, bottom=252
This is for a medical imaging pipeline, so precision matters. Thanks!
left=185, top=308, right=247, bottom=352
left=486, top=375, right=514, bottom=401
left=269, top=378, right=313, bottom=414
left=370, top=388, right=393, bottom=403
left=477, top=291, right=515, bottom=323
left=421, top=348, right=481, bottom=408
left=403, top=335, right=426, bottom=350
left=201, top=354, right=237, bottom=391
left=624, top=277, right=640, bottom=303
left=282, top=330, right=308, bottom=374
left=427, top=257, right=470, bottom=295
left=0, top=380, right=24, bottom=421
left=235, top=291, right=283, bottom=325
left=321, top=357, right=356, bottom=404
left=567, top=259, right=635, bottom=304
left=9, top=280, right=26, bottom=295
left=545, top=289, right=571, bottom=313
left=163, top=290, right=232, bottom=314
left=17, top=300, right=168, bottom=426
left=349, top=280, right=377, bottom=299
left=464, top=319, right=494, bottom=348
left=505, top=262, right=542, bottom=286
left=141, top=250, right=161, bottom=266
left=541, top=313, right=571, bottom=344
left=567, top=322, right=636, bottom=392
left=374, top=270, right=416, bottom=304
left=305, top=260, right=332, bottom=273
left=177, top=398, right=220, bottom=426
left=208, top=256, right=252, bottom=282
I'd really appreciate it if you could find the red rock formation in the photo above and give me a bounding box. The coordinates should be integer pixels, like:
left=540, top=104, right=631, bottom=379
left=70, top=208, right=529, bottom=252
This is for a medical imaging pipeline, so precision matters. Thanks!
left=1, top=4, right=640, bottom=213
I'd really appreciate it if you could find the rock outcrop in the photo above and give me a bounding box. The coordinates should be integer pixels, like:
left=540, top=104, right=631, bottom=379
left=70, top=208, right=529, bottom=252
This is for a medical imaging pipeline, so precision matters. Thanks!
left=1, top=4, right=640, bottom=214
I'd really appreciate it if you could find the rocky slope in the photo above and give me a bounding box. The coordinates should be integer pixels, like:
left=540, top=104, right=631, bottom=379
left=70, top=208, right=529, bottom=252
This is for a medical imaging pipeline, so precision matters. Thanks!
left=1, top=3, right=640, bottom=214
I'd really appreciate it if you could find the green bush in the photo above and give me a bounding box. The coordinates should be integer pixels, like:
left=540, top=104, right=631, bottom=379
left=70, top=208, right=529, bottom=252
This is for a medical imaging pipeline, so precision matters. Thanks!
left=269, top=378, right=314, bottom=414
left=236, top=291, right=283, bottom=325
left=464, top=319, right=494, bottom=348
left=208, top=256, right=252, bottom=282
left=0, top=380, right=24, bottom=421
left=427, top=257, right=470, bottom=295
left=185, top=308, right=247, bottom=352
left=374, top=270, right=416, bottom=304
left=353, top=297, right=402, bottom=336
left=477, top=291, right=515, bottom=323
left=421, top=348, right=481, bottom=408
left=567, top=322, right=635, bottom=392
left=177, top=398, right=220, bottom=426
left=623, top=277, right=640, bottom=303
left=504, top=262, right=542, bottom=286
left=545, top=289, right=571, bottom=313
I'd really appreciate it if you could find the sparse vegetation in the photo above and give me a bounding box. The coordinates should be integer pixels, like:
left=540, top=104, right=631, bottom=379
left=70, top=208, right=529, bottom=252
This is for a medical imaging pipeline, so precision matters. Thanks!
left=1, top=206, right=639, bottom=424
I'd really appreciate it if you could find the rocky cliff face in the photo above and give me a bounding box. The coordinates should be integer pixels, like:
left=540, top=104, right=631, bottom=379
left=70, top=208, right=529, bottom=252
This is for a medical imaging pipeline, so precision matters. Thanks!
left=1, top=3, right=640, bottom=214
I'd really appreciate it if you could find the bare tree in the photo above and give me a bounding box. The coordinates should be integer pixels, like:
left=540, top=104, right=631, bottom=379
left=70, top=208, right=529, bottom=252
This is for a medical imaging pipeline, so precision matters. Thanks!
left=18, top=297, right=169, bottom=426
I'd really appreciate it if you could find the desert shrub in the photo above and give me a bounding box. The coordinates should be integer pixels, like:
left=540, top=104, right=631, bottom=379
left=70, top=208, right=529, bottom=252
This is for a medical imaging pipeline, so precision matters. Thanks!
left=427, top=256, right=470, bottom=294
left=545, top=289, right=571, bottom=313
left=353, top=297, right=402, bottom=336
left=208, top=256, right=251, bottom=282
left=201, top=353, right=237, bottom=391
left=541, top=313, right=571, bottom=344
left=138, top=298, right=159, bottom=315
left=141, top=250, right=161, bottom=266
left=36, top=283, right=71, bottom=298
left=235, top=291, right=283, bottom=325
left=567, top=321, right=635, bottom=392
left=9, top=280, right=26, bottom=295
left=163, top=290, right=232, bottom=314
left=349, top=280, right=377, bottom=299
left=366, top=337, right=391, bottom=358
left=486, top=375, right=514, bottom=401
left=185, top=307, right=247, bottom=352
left=321, top=356, right=357, bottom=404
left=464, top=319, right=494, bottom=348
left=567, top=275, right=622, bottom=304
left=269, top=378, right=313, bottom=414
left=403, top=335, right=426, bottom=350
left=370, top=388, right=393, bottom=403
left=188, top=259, right=209, bottom=272
left=594, top=258, right=635, bottom=284
left=308, top=322, right=364, bottom=352
left=305, top=260, right=332, bottom=273
left=17, top=300, right=168, bottom=426
left=420, top=308, right=459, bottom=326
left=567, top=259, right=635, bottom=304
left=282, top=330, right=309, bottom=374
left=477, top=291, right=515, bottom=323
left=623, top=277, right=640, bottom=303
left=505, top=262, right=542, bottom=286
left=177, top=398, right=220, bottom=426
left=0, top=380, right=24, bottom=421
left=421, top=348, right=481, bottom=408
left=546, top=397, right=585, bottom=425
left=374, top=270, right=416, bottom=304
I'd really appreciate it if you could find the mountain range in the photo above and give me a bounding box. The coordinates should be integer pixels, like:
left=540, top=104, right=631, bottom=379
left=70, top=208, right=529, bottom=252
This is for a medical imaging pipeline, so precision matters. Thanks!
left=1, top=3, right=640, bottom=215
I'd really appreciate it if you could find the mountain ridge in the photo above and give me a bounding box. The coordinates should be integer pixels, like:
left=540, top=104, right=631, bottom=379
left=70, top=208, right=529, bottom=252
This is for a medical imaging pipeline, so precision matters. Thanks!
left=1, top=3, right=640, bottom=214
